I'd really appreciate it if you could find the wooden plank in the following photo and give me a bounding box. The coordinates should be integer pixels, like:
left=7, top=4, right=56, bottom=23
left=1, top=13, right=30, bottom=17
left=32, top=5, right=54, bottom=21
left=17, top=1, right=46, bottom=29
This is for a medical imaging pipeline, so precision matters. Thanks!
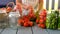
left=1, top=28, right=17, bottom=34
left=47, top=29, right=60, bottom=34
left=0, top=29, right=3, bottom=33
left=32, top=25, right=48, bottom=34
left=17, top=27, right=32, bottom=34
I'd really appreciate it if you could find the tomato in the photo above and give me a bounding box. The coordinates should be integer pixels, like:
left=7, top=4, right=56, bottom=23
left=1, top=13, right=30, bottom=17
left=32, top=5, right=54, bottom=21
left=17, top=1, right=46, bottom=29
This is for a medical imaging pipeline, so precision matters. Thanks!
left=18, top=19, right=22, bottom=25
left=6, top=7, right=12, bottom=13
left=18, top=19, right=24, bottom=26
left=40, top=13, right=45, bottom=17
left=24, top=23, right=29, bottom=27
left=43, top=11, right=47, bottom=14
left=39, top=16, right=43, bottom=19
left=42, top=9, right=47, bottom=15
left=24, top=18, right=29, bottom=22
left=40, top=24, right=46, bottom=28
left=38, top=24, right=40, bottom=27
left=29, top=14, right=33, bottom=17
left=44, top=17, right=46, bottom=21
left=40, top=10, right=47, bottom=17
left=36, top=19, right=39, bottom=24
left=39, top=19, right=44, bottom=24
left=29, top=21, right=33, bottom=27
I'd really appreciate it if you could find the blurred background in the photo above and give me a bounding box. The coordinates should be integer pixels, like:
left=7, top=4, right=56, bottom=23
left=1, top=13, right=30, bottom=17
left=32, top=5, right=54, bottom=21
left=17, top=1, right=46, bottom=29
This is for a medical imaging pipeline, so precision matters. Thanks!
left=0, top=0, right=15, bottom=8
left=0, top=0, right=60, bottom=9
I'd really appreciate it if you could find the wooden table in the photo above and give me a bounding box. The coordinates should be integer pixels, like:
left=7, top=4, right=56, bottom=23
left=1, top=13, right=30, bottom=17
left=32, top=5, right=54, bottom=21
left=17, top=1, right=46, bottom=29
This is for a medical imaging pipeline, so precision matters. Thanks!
left=0, top=25, right=60, bottom=34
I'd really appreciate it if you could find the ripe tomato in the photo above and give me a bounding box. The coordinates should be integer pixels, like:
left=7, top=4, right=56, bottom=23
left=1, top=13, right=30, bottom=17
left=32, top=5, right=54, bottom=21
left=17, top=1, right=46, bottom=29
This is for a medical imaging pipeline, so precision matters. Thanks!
left=39, top=19, right=44, bottom=24
left=39, top=16, right=43, bottom=19
left=36, top=19, right=39, bottom=24
left=18, top=19, right=22, bottom=25
left=29, top=21, right=33, bottom=27
left=44, top=17, right=46, bottom=21
left=6, top=7, right=12, bottom=13
left=33, top=15, right=36, bottom=18
left=18, top=19, right=24, bottom=25
left=29, top=14, right=33, bottom=17
left=40, top=24, right=46, bottom=28
left=40, top=13, right=45, bottom=17
left=43, top=9, right=47, bottom=14
left=24, top=23, right=29, bottom=27
left=24, top=19, right=29, bottom=22
left=38, top=24, right=41, bottom=27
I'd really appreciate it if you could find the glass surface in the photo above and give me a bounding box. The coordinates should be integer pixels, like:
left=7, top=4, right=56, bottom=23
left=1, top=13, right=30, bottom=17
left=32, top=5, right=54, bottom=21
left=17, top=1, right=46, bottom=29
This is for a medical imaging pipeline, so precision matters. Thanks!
left=0, top=9, right=9, bottom=29
left=9, top=10, right=20, bottom=29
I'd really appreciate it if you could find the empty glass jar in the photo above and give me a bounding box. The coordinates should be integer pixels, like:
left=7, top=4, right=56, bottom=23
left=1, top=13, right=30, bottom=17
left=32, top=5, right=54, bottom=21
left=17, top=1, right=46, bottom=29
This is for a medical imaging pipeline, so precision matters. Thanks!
left=8, top=10, right=20, bottom=29
left=0, top=9, right=9, bottom=29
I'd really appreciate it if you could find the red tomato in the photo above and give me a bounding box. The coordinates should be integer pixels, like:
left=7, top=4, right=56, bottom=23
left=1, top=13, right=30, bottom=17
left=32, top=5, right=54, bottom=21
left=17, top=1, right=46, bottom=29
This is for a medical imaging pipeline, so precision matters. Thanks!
left=38, top=24, right=41, bottom=27
left=42, top=9, right=47, bottom=15
left=39, top=19, right=44, bottom=24
left=18, top=19, right=24, bottom=25
left=24, top=23, right=29, bottom=27
left=29, top=21, right=33, bottom=27
left=6, top=7, right=12, bottom=13
left=18, top=19, right=21, bottom=24
left=24, top=18, right=29, bottom=22
left=29, top=14, right=33, bottom=17
left=39, top=16, right=44, bottom=19
left=43, top=11, right=47, bottom=14
left=40, top=13, right=45, bottom=17
left=36, top=19, right=39, bottom=24
left=40, top=24, right=46, bottom=28
left=44, top=17, right=46, bottom=21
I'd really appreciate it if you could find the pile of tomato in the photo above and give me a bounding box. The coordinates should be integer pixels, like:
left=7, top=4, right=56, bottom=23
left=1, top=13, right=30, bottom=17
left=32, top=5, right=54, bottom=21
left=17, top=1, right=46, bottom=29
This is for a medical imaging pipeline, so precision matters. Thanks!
left=6, top=4, right=47, bottom=28
left=18, top=6, right=36, bottom=27
left=36, top=9, right=47, bottom=28
left=6, top=6, right=47, bottom=28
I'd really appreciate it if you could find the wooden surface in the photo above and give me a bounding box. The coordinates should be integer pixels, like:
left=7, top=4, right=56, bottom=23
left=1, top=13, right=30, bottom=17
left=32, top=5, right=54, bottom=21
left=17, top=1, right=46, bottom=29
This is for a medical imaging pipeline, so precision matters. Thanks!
left=0, top=26, right=60, bottom=34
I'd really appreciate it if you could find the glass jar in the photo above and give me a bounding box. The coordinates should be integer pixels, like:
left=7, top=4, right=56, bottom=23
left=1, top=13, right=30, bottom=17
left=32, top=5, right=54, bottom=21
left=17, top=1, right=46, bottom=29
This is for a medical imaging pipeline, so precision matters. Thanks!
left=0, top=9, right=9, bottom=29
left=8, top=10, right=20, bottom=29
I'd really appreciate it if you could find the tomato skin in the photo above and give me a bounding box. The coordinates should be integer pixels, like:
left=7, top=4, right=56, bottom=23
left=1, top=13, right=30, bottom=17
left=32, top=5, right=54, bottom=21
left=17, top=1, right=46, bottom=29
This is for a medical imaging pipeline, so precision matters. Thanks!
left=29, top=21, right=33, bottom=27
left=44, top=17, right=46, bottom=21
left=40, top=24, right=46, bottom=28
left=43, top=10, right=47, bottom=14
left=6, top=7, right=12, bottom=13
left=38, top=24, right=41, bottom=27
left=38, top=24, right=46, bottom=28
left=18, top=19, right=24, bottom=26
left=40, top=13, right=45, bottom=17
left=36, top=19, right=39, bottom=24
left=39, top=10, right=47, bottom=17
left=39, top=19, right=44, bottom=24
left=39, top=16, right=43, bottom=19
left=18, top=19, right=21, bottom=25
left=24, top=23, right=29, bottom=27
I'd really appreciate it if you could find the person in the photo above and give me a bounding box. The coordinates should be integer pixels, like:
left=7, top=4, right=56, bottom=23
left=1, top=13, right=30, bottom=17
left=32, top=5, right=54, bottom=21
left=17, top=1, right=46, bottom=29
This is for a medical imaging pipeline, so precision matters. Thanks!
left=16, top=0, right=43, bottom=16
left=16, top=0, right=31, bottom=10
